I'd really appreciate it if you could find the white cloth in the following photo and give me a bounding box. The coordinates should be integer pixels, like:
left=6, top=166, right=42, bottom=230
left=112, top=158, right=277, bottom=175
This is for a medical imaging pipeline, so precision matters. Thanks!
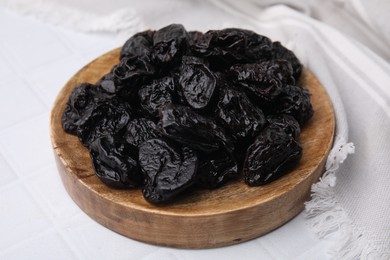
left=1, top=0, right=389, bottom=259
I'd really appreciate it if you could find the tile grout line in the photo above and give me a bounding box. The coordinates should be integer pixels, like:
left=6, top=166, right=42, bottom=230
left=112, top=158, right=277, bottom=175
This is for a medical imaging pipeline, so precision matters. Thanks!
left=21, top=180, right=85, bottom=260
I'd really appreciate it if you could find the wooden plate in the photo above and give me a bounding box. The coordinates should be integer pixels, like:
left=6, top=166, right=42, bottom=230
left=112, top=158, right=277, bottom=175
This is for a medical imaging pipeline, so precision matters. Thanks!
left=50, top=48, right=334, bottom=249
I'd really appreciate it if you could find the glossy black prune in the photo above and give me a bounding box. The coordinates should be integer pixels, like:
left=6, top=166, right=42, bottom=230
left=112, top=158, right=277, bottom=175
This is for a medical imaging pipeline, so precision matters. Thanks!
left=272, top=41, right=302, bottom=81
left=160, top=103, right=234, bottom=153
left=76, top=101, right=131, bottom=147
left=124, top=118, right=161, bottom=148
left=153, top=24, right=190, bottom=64
left=268, top=85, right=314, bottom=126
left=62, top=83, right=98, bottom=135
left=243, top=124, right=302, bottom=186
left=266, top=114, right=301, bottom=139
left=138, top=76, right=176, bottom=117
left=139, top=139, right=198, bottom=203
left=215, top=87, right=266, bottom=142
left=229, top=60, right=294, bottom=104
left=120, top=30, right=155, bottom=60
left=196, top=152, right=238, bottom=189
left=90, top=135, right=141, bottom=188
left=62, top=24, right=313, bottom=204
left=192, top=28, right=273, bottom=69
left=179, top=63, right=216, bottom=109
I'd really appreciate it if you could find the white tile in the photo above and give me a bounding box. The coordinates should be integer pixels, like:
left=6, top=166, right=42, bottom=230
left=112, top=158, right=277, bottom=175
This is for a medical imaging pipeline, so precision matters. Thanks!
left=258, top=213, right=320, bottom=259
left=25, top=164, right=81, bottom=222
left=0, top=184, right=52, bottom=251
left=0, top=232, right=77, bottom=260
left=56, top=28, right=120, bottom=54
left=0, top=113, right=53, bottom=176
left=0, top=78, right=47, bottom=130
left=2, top=27, right=71, bottom=71
left=179, top=240, right=275, bottom=260
left=295, top=242, right=332, bottom=260
left=61, top=214, right=159, bottom=259
left=0, top=51, right=15, bottom=80
left=27, top=55, right=87, bottom=107
left=0, top=9, right=46, bottom=39
left=141, top=249, right=182, bottom=260
left=0, top=154, right=17, bottom=187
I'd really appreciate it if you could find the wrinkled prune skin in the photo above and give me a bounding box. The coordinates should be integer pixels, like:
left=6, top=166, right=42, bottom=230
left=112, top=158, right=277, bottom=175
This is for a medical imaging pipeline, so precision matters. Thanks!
left=62, top=24, right=313, bottom=204
left=196, top=152, right=238, bottom=189
left=192, top=28, right=273, bottom=69
left=153, top=24, right=190, bottom=64
left=77, top=101, right=131, bottom=147
left=243, top=125, right=302, bottom=186
left=272, top=41, right=302, bottom=81
left=266, top=114, right=301, bottom=139
left=229, top=60, right=294, bottom=104
left=90, top=135, right=141, bottom=188
left=268, top=85, right=314, bottom=126
left=179, top=63, right=216, bottom=109
left=111, top=55, right=155, bottom=98
left=62, top=83, right=98, bottom=135
left=216, top=87, right=266, bottom=142
left=120, top=30, right=155, bottom=60
left=160, top=103, right=234, bottom=153
left=139, top=139, right=198, bottom=203
left=124, top=118, right=160, bottom=148
left=138, top=77, right=176, bottom=117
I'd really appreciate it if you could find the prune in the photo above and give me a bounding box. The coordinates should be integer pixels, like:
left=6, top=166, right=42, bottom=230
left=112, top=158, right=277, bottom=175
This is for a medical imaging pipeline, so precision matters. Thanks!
left=179, top=63, right=216, bottom=109
left=243, top=124, right=302, bottom=186
left=62, top=83, right=98, bottom=135
left=268, top=85, right=314, bottom=126
left=153, top=24, right=190, bottom=64
left=266, top=114, right=300, bottom=139
left=229, top=60, right=294, bottom=104
left=76, top=101, right=131, bottom=147
left=90, top=135, right=141, bottom=188
left=139, top=139, right=198, bottom=203
left=111, top=55, right=155, bottom=97
left=120, top=30, right=155, bottom=60
left=272, top=41, right=302, bottom=81
left=160, top=103, right=234, bottom=153
left=124, top=118, right=160, bottom=148
left=192, top=28, right=273, bottom=69
left=215, top=87, right=266, bottom=142
left=138, top=76, right=175, bottom=117
left=62, top=24, right=313, bottom=204
left=196, top=152, right=238, bottom=189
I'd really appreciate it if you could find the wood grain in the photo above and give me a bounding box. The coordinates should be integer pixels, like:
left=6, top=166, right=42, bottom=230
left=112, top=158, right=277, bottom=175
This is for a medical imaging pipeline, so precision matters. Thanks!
left=50, top=48, right=335, bottom=248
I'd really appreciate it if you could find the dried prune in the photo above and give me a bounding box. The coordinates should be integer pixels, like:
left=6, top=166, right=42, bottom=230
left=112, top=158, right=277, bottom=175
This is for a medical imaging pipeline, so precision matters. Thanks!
left=90, top=135, right=141, bottom=188
left=62, top=83, right=98, bottom=135
left=268, top=85, right=314, bottom=126
left=192, top=28, right=273, bottom=69
left=215, top=87, right=266, bottom=142
left=229, top=60, right=294, bottom=104
left=62, top=24, right=314, bottom=204
left=196, top=152, right=238, bottom=189
left=76, top=101, right=131, bottom=147
left=272, top=41, right=302, bottom=81
left=138, top=76, right=175, bottom=117
left=139, top=139, right=198, bottom=203
left=153, top=24, right=190, bottom=64
left=179, top=63, right=216, bottom=109
left=120, top=30, right=155, bottom=60
left=243, top=124, right=302, bottom=186
left=160, top=103, right=233, bottom=153
left=124, top=118, right=160, bottom=148
left=266, top=114, right=301, bottom=139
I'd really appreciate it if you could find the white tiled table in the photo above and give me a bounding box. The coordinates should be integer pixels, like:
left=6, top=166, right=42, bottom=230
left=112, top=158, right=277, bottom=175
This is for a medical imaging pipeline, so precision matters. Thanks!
left=0, top=8, right=333, bottom=259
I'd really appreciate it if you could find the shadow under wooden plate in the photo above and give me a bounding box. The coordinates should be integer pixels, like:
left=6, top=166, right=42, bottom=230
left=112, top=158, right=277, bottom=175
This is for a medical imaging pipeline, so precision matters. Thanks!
left=50, top=48, right=334, bottom=249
